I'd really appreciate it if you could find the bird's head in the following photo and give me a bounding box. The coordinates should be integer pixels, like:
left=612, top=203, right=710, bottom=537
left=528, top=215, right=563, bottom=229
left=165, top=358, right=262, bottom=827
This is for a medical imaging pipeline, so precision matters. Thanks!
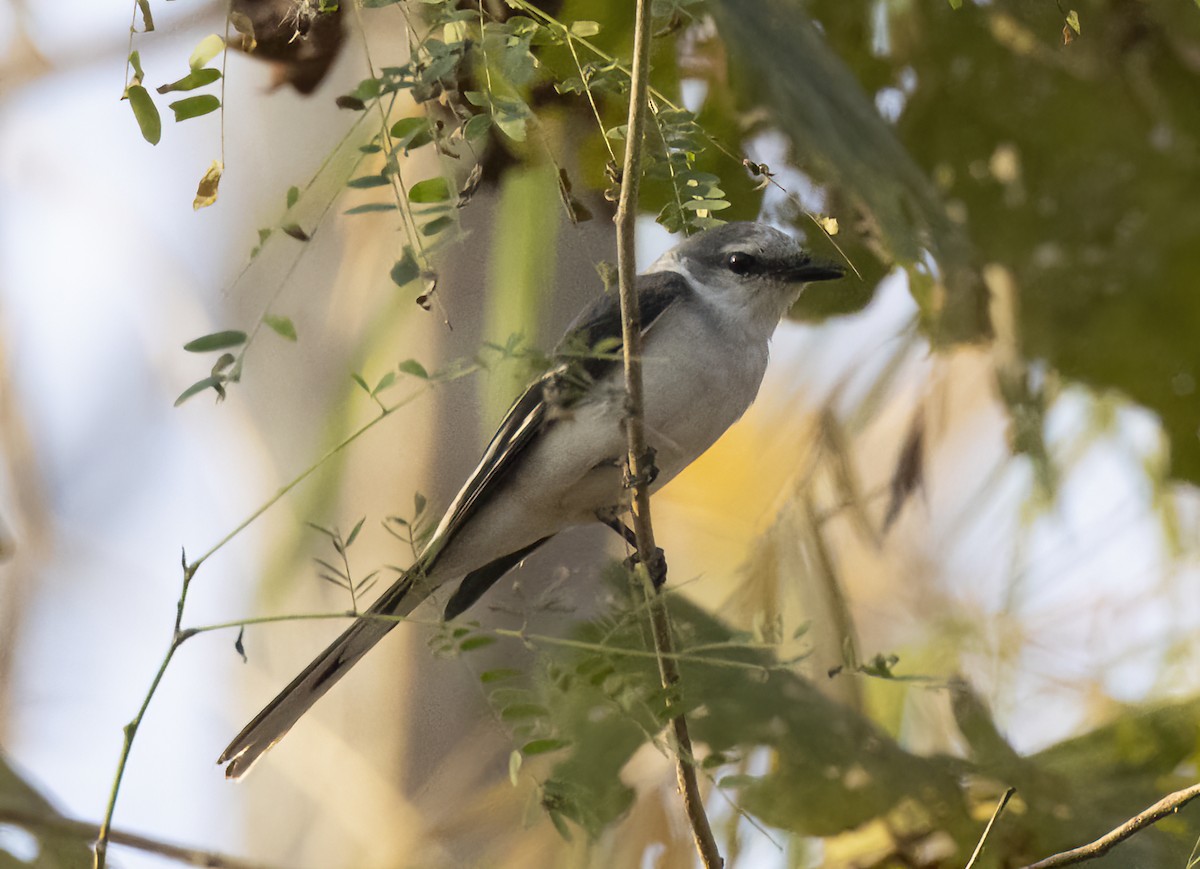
left=649, top=222, right=845, bottom=333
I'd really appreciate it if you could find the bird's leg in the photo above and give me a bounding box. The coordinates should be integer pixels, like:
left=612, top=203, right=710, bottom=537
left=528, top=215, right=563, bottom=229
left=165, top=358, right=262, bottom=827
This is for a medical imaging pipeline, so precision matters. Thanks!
left=598, top=513, right=668, bottom=589
left=621, top=446, right=659, bottom=490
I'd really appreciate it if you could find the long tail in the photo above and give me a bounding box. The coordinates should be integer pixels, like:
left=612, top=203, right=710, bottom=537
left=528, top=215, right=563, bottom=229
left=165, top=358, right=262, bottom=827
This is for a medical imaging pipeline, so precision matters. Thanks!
left=218, top=570, right=435, bottom=779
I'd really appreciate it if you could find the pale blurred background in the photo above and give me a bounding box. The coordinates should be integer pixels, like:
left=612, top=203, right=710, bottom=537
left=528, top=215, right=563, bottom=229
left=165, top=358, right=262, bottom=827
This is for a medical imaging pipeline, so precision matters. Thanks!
left=3, top=2, right=1200, bottom=868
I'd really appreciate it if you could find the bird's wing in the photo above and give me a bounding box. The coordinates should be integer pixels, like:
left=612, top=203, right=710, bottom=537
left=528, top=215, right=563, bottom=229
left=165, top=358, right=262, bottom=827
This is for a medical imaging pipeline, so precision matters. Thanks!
left=424, top=270, right=692, bottom=568
left=218, top=271, right=692, bottom=778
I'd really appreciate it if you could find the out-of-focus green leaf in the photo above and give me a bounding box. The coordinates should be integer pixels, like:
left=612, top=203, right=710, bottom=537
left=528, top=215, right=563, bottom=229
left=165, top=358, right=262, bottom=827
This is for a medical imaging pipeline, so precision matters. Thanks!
left=183, top=331, right=246, bottom=352
left=174, top=376, right=225, bottom=406
left=528, top=573, right=1200, bottom=862
left=0, top=754, right=95, bottom=867
left=708, top=0, right=986, bottom=344
left=398, top=358, right=428, bottom=379
left=264, top=315, right=297, bottom=341
left=806, top=0, right=1200, bottom=481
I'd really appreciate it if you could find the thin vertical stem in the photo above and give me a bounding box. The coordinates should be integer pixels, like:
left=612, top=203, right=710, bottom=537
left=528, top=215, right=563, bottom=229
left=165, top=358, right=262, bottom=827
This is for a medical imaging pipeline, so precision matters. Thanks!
left=613, top=0, right=722, bottom=865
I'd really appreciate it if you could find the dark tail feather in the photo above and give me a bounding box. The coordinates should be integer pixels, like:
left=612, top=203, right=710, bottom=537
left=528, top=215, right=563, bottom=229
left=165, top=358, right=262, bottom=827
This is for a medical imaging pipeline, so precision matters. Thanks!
left=443, top=536, right=551, bottom=620
left=219, top=571, right=430, bottom=779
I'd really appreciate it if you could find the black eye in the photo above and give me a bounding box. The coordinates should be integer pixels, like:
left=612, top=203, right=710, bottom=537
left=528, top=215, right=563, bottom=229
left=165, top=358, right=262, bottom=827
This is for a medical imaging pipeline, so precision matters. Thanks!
left=725, top=251, right=758, bottom=276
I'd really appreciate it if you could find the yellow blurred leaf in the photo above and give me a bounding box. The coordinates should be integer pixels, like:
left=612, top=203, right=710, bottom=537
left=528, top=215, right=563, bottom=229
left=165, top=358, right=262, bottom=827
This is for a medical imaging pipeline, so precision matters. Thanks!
left=189, top=34, right=225, bottom=71
left=193, top=160, right=223, bottom=210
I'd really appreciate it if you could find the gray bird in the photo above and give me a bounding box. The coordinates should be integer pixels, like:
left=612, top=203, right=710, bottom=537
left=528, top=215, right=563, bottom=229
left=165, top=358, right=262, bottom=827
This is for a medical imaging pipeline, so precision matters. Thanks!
left=219, top=221, right=844, bottom=778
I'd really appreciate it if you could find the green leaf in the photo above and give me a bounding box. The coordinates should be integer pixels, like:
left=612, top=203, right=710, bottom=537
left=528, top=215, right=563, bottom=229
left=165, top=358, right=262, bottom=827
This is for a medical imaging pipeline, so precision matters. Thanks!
left=390, top=248, right=420, bottom=286
left=408, top=177, right=450, bottom=203
left=1066, top=10, right=1081, bottom=34
left=500, top=703, right=549, bottom=721
left=264, top=315, right=297, bottom=341
left=348, top=77, right=382, bottom=101
left=682, top=198, right=732, bottom=211
left=126, top=85, right=161, bottom=145
left=522, top=738, right=569, bottom=756
left=480, top=668, right=521, bottom=683
left=183, top=330, right=247, bottom=352
left=168, top=94, right=220, bottom=122
left=189, top=34, right=225, bottom=70
left=281, top=223, right=310, bottom=241
left=390, top=117, right=433, bottom=151
left=286, top=185, right=300, bottom=209
left=174, top=376, right=224, bottom=406
left=156, top=68, right=220, bottom=94
left=459, top=636, right=496, bottom=652
left=136, top=0, right=155, bottom=31
left=508, top=750, right=522, bottom=786
left=397, top=358, right=428, bottom=379
left=948, top=0, right=962, bottom=7
left=351, top=373, right=371, bottom=393
left=371, top=371, right=396, bottom=395
left=462, top=114, right=492, bottom=142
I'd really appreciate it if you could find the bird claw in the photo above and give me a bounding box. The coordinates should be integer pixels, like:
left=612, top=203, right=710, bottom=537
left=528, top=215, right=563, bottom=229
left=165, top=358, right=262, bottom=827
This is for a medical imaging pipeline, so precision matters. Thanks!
left=624, top=546, right=668, bottom=588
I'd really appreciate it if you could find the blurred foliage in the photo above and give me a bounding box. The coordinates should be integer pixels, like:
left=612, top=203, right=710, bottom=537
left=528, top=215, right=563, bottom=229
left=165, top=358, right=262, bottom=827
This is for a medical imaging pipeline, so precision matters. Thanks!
left=805, top=0, right=1200, bottom=483
left=0, top=756, right=92, bottom=868
left=486, top=577, right=1200, bottom=868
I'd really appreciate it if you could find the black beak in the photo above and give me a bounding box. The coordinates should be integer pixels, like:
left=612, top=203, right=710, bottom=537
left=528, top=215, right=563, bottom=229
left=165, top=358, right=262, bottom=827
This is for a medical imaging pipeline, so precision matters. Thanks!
left=785, top=257, right=846, bottom=283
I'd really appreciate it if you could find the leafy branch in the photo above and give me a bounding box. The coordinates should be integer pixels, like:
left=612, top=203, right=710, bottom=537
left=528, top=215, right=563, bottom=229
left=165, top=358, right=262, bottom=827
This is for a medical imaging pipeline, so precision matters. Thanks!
left=91, top=366, right=474, bottom=869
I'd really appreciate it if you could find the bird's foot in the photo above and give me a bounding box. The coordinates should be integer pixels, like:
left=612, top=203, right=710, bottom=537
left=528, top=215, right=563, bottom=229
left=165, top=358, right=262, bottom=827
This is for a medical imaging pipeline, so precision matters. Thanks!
left=622, top=447, right=659, bottom=490
left=624, top=546, right=668, bottom=588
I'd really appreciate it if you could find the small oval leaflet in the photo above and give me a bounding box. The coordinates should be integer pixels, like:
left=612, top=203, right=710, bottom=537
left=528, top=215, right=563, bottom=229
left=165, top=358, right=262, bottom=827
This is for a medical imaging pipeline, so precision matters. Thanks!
left=521, top=738, right=569, bottom=756
left=169, top=94, right=220, bottom=122
left=157, top=68, right=221, bottom=94
left=264, top=315, right=297, bottom=342
left=184, top=330, right=247, bottom=353
left=174, top=376, right=225, bottom=407
left=408, top=177, right=450, bottom=203
left=127, top=85, right=161, bottom=145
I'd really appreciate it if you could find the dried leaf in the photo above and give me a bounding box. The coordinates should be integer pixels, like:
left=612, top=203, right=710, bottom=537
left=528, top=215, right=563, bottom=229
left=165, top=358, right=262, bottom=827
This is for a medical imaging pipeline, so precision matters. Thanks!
left=193, top=160, right=223, bottom=210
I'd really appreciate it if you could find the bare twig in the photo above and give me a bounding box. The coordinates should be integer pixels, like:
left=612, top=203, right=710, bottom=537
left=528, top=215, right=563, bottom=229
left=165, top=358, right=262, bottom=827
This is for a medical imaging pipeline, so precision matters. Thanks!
left=3, top=806, right=279, bottom=869
left=1020, top=783, right=1200, bottom=869
left=965, top=787, right=1015, bottom=869
left=613, top=0, right=722, bottom=866
left=91, top=380, right=453, bottom=869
